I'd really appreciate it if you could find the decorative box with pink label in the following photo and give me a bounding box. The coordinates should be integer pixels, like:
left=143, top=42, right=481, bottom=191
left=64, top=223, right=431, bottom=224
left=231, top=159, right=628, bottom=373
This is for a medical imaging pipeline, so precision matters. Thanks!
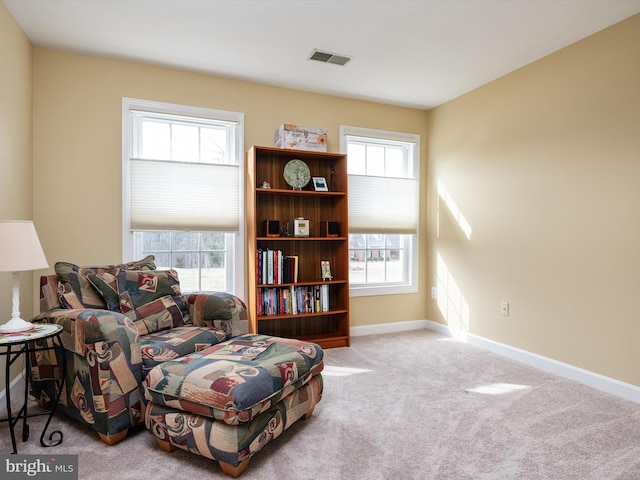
left=274, top=124, right=328, bottom=152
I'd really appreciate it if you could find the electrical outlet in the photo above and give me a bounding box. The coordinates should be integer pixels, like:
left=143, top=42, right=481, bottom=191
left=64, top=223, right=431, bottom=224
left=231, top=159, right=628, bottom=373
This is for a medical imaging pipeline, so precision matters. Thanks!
left=431, top=287, right=438, bottom=299
left=500, top=301, right=509, bottom=316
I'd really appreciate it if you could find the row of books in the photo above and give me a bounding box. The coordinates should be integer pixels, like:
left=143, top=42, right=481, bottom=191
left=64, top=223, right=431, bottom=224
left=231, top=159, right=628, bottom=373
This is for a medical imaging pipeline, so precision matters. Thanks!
left=257, top=284, right=330, bottom=316
left=256, top=249, right=298, bottom=285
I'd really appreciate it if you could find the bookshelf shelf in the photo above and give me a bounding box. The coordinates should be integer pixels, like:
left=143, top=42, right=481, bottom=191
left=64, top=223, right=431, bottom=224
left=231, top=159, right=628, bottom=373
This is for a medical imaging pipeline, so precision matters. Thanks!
left=246, top=146, right=350, bottom=349
left=255, top=237, right=346, bottom=241
left=257, top=280, right=347, bottom=288
left=257, top=309, right=349, bottom=321
left=257, top=188, right=346, bottom=197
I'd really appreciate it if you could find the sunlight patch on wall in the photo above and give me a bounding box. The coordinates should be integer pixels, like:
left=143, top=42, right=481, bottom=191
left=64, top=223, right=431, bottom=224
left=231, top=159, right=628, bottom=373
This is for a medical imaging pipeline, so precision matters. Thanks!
left=436, top=252, right=470, bottom=339
left=437, top=179, right=472, bottom=239
left=322, top=366, right=371, bottom=377
left=466, top=383, right=532, bottom=395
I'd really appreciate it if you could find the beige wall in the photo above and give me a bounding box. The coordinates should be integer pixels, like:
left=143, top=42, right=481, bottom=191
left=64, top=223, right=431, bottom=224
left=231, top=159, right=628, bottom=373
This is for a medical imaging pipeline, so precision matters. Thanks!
left=32, top=47, right=429, bottom=329
left=427, top=14, right=640, bottom=385
left=0, top=3, right=35, bottom=390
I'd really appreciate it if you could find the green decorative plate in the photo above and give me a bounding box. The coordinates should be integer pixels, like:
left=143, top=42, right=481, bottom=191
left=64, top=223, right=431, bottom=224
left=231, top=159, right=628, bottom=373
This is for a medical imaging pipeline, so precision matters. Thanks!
left=283, top=159, right=311, bottom=190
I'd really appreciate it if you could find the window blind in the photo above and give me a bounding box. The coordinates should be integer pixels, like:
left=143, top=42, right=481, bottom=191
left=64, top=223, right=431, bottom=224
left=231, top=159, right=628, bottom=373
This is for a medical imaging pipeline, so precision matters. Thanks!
left=129, top=158, right=240, bottom=231
left=348, top=174, right=418, bottom=234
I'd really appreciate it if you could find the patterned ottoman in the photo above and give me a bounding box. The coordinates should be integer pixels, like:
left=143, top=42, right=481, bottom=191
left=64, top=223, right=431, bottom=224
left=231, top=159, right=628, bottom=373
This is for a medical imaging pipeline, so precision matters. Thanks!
left=143, top=334, right=324, bottom=477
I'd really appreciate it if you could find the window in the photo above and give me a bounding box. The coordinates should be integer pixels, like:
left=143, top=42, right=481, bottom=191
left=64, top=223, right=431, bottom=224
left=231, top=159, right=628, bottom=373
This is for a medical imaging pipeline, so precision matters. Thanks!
left=340, top=126, right=420, bottom=296
left=122, top=98, right=244, bottom=296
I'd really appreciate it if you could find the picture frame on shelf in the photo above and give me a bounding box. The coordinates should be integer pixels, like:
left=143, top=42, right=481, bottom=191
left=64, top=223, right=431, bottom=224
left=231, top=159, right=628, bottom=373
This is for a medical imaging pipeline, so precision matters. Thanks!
left=321, top=260, right=332, bottom=281
left=312, top=176, right=329, bottom=191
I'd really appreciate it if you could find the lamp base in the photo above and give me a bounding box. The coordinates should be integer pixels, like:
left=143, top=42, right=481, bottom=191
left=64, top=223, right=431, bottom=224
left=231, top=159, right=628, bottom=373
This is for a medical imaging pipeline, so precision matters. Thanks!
left=0, top=317, right=34, bottom=334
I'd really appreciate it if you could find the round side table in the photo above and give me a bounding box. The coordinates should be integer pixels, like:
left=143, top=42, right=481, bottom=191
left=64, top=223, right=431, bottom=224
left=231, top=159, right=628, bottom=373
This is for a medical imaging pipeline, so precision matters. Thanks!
left=0, top=323, right=66, bottom=454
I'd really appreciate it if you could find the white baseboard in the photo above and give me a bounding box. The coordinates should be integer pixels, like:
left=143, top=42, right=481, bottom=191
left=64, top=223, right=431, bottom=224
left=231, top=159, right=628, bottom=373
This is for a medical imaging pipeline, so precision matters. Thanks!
left=352, top=319, right=640, bottom=405
left=351, top=319, right=431, bottom=337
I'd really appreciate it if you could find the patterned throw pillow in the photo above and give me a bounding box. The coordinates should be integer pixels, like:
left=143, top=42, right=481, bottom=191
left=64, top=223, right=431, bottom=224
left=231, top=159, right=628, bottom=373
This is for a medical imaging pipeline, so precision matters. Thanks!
left=86, top=271, right=120, bottom=312
left=55, top=256, right=156, bottom=309
left=116, top=269, right=186, bottom=336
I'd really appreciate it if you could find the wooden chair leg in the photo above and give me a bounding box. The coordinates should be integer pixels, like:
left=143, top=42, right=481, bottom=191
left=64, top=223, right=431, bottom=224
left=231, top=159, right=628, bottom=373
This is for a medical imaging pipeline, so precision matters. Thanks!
left=97, top=429, right=128, bottom=446
left=156, top=437, right=175, bottom=453
left=219, top=458, right=251, bottom=478
left=304, top=406, right=316, bottom=420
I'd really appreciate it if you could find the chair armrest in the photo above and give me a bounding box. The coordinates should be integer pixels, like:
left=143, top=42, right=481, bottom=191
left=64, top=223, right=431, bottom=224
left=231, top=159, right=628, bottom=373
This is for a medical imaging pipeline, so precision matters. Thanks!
left=31, top=308, right=144, bottom=436
left=182, top=292, right=249, bottom=339
left=34, top=308, right=141, bottom=362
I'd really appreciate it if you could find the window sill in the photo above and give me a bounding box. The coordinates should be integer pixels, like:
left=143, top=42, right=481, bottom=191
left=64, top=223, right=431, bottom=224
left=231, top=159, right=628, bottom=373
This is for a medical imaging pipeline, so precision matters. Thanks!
left=350, top=283, right=418, bottom=297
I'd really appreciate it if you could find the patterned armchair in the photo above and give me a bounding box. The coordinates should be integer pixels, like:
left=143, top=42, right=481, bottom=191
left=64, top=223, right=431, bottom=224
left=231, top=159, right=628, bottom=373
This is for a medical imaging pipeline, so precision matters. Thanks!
left=30, top=257, right=248, bottom=446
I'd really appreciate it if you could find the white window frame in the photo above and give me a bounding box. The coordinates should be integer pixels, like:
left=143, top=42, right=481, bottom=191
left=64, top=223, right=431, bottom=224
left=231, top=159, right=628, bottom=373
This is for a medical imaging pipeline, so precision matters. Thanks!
left=122, top=98, right=245, bottom=298
left=340, top=125, right=420, bottom=297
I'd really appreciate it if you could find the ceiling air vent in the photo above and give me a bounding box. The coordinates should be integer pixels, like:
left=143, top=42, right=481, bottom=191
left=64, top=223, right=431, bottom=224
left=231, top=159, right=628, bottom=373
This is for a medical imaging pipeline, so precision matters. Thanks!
left=309, top=49, right=351, bottom=66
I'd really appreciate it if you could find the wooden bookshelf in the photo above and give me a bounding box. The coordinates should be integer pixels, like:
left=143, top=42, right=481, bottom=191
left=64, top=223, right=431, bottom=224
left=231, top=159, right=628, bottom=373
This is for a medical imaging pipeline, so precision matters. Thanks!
left=246, top=146, right=350, bottom=348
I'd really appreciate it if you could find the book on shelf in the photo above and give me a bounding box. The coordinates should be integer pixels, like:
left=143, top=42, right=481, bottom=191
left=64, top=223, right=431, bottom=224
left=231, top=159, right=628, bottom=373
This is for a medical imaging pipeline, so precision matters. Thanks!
left=321, top=283, right=329, bottom=312
left=284, top=255, right=298, bottom=283
left=266, top=249, right=272, bottom=284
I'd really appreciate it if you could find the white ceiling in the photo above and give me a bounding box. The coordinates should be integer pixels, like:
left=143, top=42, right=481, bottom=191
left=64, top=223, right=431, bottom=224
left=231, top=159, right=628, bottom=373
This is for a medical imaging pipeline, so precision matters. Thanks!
left=5, top=0, right=640, bottom=109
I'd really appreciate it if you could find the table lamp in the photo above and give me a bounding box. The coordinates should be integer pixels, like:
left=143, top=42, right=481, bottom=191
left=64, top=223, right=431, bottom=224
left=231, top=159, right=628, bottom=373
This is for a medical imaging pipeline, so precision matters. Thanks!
left=0, top=220, right=49, bottom=333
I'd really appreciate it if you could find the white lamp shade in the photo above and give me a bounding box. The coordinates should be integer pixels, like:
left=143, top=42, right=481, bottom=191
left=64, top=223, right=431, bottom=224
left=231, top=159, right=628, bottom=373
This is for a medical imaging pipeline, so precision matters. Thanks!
left=0, top=220, right=48, bottom=272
